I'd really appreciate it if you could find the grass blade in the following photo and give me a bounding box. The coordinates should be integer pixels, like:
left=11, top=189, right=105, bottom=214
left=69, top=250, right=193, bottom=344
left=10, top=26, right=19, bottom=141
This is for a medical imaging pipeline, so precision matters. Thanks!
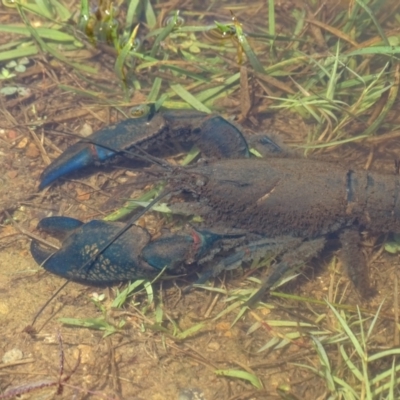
left=326, top=301, right=365, bottom=360
left=0, top=45, right=38, bottom=62
left=150, top=13, right=176, bottom=57
left=215, top=369, right=262, bottom=389
left=170, top=84, right=211, bottom=112
left=144, top=0, right=156, bottom=29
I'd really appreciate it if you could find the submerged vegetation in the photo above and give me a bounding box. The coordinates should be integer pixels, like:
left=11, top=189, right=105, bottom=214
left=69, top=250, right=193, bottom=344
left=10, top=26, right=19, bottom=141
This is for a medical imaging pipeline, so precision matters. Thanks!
left=2, top=0, right=400, bottom=147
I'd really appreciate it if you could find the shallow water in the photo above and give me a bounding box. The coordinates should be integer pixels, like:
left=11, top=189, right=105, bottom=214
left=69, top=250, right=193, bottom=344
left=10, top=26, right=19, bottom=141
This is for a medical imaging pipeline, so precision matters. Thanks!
left=1, top=0, right=400, bottom=398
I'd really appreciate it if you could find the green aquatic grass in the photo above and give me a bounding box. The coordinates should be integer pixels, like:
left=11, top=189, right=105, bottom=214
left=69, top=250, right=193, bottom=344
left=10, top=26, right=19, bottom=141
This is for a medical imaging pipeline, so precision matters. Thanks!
left=215, top=369, right=263, bottom=389
left=0, top=0, right=89, bottom=69
left=294, top=301, right=400, bottom=399
left=2, top=0, right=399, bottom=144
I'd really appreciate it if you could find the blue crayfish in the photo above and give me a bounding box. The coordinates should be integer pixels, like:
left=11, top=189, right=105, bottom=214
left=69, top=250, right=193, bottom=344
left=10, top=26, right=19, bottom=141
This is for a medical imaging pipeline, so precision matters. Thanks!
left=31, top=106, right=399, bottom=301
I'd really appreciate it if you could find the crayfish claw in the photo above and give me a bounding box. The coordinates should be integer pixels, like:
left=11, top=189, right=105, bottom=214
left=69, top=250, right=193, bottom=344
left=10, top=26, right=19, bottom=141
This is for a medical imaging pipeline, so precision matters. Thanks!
left=39, top=143, right=115, bottom=190
left=32, top=218, right=154, bottom=284
left=31, top=216, right=85, bottom=265
left=142, top=234, right=195, bottom=272
left=142, top=228, right=238, bottom=271
left=36, top=216, right=84, bottom=239
left=39, top=114, right=154, bottom=189
left=196, top=116, right=249, bottom=159
left=38, top=108, right=257, bottom=189
left=30, top=239, right=56, bottom=266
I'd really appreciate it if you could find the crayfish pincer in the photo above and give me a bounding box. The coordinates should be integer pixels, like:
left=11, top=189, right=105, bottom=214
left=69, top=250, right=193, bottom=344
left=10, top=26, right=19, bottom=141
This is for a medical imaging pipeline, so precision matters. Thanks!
left=30, top=107, right=398, bottom=301
left=38, top=107, right=251, bottom=190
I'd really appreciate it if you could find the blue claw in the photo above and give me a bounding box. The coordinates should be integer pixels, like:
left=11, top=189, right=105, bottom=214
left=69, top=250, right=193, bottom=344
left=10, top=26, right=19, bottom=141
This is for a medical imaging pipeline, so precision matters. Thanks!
left=39, top=109, right=251, bottom=189
left=30, top=216, right=242, bottom=285
left=39, top=143, right=115, bottom=190
left=36, top=216, right=84, bottom=238
left=161, top=111, right=250, bottom=159
left=31, top=217, right=153, bottom=284
left=39, top=114, right=155, bottom=189
left=30, top=217, right=85, bottom=264
left=142, top=235, right=196, bottom=272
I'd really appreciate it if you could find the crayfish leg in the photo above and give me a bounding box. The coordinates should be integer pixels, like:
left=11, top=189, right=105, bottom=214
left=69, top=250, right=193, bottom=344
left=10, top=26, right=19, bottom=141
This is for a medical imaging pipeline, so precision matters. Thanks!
left=189, top=236, right=308, bottom=297
left=245, top=237, right=326, bottom=306
left=339, top=229, right=371, bottom=296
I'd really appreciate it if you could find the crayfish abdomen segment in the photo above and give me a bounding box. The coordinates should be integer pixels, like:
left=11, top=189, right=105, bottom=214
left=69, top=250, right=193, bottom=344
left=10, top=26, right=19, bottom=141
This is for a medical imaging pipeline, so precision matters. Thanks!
left=193, top=158, right=400, bottom=237
left=362, top=173, right=400, bottom=232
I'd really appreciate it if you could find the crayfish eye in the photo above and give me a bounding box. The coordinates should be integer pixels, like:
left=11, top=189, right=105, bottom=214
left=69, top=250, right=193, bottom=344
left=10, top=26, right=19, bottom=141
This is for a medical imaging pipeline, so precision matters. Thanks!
left=129, top=104, right=151, bottom=118
left=164, top=14, right=185, bottom=27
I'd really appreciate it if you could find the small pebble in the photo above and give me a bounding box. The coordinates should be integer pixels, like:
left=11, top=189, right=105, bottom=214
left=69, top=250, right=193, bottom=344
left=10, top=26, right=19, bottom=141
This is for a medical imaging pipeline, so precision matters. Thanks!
left=74, top=344, right=93, bottom=364
left=16, top=137, right=28, bottom=149
left=6, top=129, right=17, bottom=140
left=29, top=217, right=39, bottom=230
left=75, top=187, right=91, bottom=201
left=0, top=302, right=10, bottom=315
left=25, top=142, right=40, bottom=158
left=207, top=341, right=220, bottom=351
left=80, top=123, right=93, bottom=137
left=2, top=348, right=23, bottom=364
left=6, top=170, right=18, bottom=179
left=178, top=388, right=205, bottom=400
